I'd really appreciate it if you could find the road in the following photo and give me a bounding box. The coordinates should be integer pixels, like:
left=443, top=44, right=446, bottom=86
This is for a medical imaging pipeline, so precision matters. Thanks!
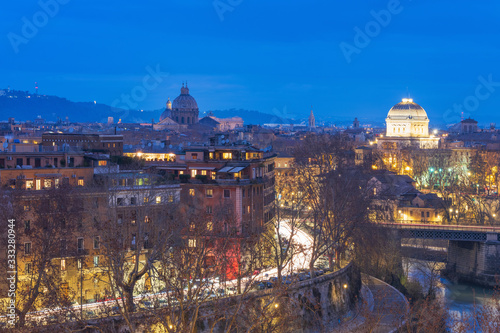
left=19, top=219, right=316, bottom=325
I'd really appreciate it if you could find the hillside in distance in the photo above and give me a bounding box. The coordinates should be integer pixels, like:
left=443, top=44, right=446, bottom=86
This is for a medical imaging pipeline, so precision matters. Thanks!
left=0, top=89, right=159, bottom=123
left=0, top=89, right=297, bottom=125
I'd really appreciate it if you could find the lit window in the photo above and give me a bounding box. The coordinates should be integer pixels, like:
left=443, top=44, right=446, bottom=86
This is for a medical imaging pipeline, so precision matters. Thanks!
left=192, top=153, right=198, bottom=159
left=145, top=216, right=150, bottom=223
left=209, top=152, right=214, bottom=159
left=206, top=189, right=213, bottom=198
left=26, top=180, right=34, bottom=189
left=207, top=222, right=213, bottom=231
left=188, top=239, right=196, bottom=248
left=223, top=152, right=232, bottom=159
left=144, top=197, right=149, bottom=203
left=201, top=170, right=207, bottom=176
left=61, top=259, right=66, bottom=271
left=93, top=256, right=99, bottom=267
left=211, top=173, right=216, bottom=180
left=156, top=196, right=161, bottom=204
left=191, top=169, right=197, bottom=178
left=78, top=178, right=84, bottom=186
left=77, top=259, right=82, bottom=270
left=189, top=189, right=195, bottom=196
left=98, top=160, right=107, bottom=166
left=168, top=195, right=174, bottom=203
left=44, top=179, right=52, bottom=188
left=190, top=223, right=195, bottom=232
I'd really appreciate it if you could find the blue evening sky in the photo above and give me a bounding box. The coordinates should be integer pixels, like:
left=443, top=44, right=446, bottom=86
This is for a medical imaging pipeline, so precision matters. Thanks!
left=1, top=0, right=500, bottom=127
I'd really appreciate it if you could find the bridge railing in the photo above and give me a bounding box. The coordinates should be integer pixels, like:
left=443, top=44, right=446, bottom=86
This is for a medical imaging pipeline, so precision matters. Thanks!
left=372, top=221, right=500, bottom=234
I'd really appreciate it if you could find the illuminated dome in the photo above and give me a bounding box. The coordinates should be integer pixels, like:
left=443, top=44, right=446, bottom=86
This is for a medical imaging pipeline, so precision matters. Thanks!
left=387, top=98, right=428, bottom=120
left=172, top=85, right=198, bottom=111
left=386, top=98, right=429, bottom=138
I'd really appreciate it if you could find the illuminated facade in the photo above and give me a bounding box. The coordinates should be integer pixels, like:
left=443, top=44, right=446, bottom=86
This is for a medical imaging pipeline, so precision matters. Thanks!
left=378, top=98, right=439, bottom=149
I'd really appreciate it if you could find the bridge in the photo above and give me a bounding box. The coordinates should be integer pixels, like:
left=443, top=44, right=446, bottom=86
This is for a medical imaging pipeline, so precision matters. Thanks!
left=372, top=221, right=500, bottom=287
left=375, top=222, right=500, bottom=242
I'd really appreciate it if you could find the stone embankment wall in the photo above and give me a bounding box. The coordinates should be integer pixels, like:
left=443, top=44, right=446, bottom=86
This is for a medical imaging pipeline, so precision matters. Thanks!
left=447, top=239, right=500, bottom=287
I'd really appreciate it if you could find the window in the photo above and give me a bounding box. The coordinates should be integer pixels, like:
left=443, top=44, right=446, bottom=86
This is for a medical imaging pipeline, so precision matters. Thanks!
left=207, top=222, right=213, bottom=231
left=247, top=205, right=251, bottom=214
left=192, top=153, right=198, bottom=159
left=60, top=239, right=67, bottom=253
left=94, top=237, right=100, bottom=249
left=206, top=206, right=212, bottom=214
left=117, top=198, right=124, bottom=206
left=223, top=152, right=232, bottom=159
left=427, top=212, right=430, bottom=218
left=131, top=211, right=136, bottom=224
left=61, top=259, right=66, bottom=271
left=24, top=205, right=30, bottom=211
left=130, top=197, right=137, bottom=205
left=78, top=178, right=84, bottom=186
left=224, top=189, right=230, bottom=198
left=201, top=170, right=207, bottom=176
left=26, top=180, right=34, bottom=190
left=189, top=189, right=195, bottom=196
left=24, top=242, right=32, bottom=255
left=421, top=211, right=425, bottom=218
left=242, top=189, right=245, bottom=197
left=191, top=169, right=197, bottom=178
left=188, top=239, right=196, bottom=248
left=144, top=216, right=151, bottom=223
left=156, top=196, right=161, bottom=204
left=144, top=197, right=149, bottom=203
left=24, top=220, right=31, bottom=232
left=77, top=238, right=84, bottom=252
left=117, top=214, right=123, bottom=224
left=77, top=259, right=82, bottom=270
left=190, top=223, right=195, bottom=232
left=211, top=173, right=216, bottom=180
left=168, top=195, right=174, bottom=203
left=131, top=234, right=136, bottom=249
left=93, top=256, right=99, bottom=267
left=206, top=189, right=213, bottom=198
left=209, top=152, right=214, bottom=159
left=44, top=179, right=52, bottom=188
left=98, top=160, right=107, bottom=166
left=25, top=263, right=32, bottom=274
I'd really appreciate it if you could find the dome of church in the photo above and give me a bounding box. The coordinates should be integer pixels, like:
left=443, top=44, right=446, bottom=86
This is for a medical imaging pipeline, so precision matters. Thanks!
left=387, top=98, right=428, bottom=120
left=172, top=84, right=198, bottom=111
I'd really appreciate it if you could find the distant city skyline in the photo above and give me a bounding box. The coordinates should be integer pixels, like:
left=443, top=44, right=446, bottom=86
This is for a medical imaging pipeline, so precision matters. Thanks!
left=2, top=1, right=500, bottom=126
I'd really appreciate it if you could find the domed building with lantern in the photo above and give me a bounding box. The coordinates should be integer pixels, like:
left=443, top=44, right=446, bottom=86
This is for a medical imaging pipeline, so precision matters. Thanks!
left=155, top=83, right=199, bottom=130
left=377, top=98, right=440, bottom=149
